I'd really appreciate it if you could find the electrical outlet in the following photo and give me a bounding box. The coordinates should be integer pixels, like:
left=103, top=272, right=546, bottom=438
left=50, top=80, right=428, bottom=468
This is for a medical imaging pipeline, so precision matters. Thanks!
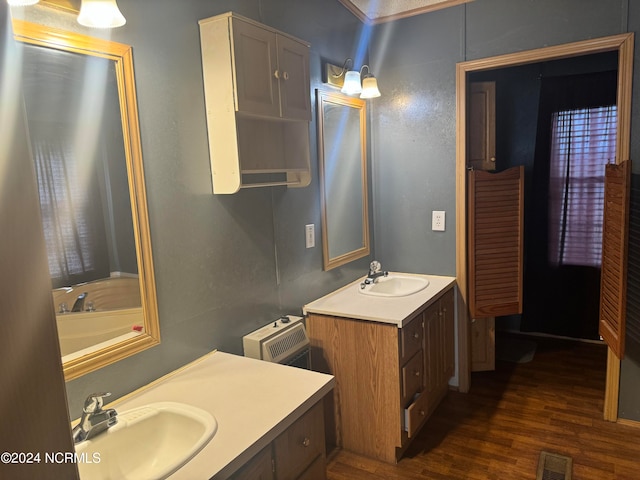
left=305, top=224, right=315, bottom=248
left=432, top=211, right=445, bottom=231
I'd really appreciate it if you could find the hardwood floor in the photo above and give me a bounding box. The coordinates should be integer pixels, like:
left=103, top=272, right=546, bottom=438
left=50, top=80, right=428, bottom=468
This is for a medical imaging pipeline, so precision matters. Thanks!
left=326, top=334, right=640, bottom=479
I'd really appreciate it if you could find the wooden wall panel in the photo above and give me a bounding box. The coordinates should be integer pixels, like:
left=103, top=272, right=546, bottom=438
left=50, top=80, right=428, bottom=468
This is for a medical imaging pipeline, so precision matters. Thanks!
left=307, top=314, right=400, bottom=464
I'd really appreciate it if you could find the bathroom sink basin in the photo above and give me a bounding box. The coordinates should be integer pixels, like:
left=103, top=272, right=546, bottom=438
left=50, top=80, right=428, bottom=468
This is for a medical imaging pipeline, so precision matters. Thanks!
left=359, top=274, right=429, bottom=297
left=76, top=402, right=217, bottom=480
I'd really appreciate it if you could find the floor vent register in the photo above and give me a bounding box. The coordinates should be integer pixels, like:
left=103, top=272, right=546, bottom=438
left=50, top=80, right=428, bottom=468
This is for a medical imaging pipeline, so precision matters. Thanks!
left=536, top=451, right=572, bottom=480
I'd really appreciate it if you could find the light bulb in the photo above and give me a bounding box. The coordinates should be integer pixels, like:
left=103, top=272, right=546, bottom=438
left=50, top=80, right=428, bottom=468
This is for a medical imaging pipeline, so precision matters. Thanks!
left=78, top=0, right=126, bottom=29
left=360, top=76, right=381, bottom=99
left=341, top=70, right=362, bottom=96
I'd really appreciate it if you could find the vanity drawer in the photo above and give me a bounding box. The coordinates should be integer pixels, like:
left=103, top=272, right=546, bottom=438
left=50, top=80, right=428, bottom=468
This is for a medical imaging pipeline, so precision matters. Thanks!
left=274, top=401, right=325, bottom=480
left=401, top=350, right=424, bottom=406
left=400, top=314, right=423, bottom=362
left=404, top=390, right=430, bottom=438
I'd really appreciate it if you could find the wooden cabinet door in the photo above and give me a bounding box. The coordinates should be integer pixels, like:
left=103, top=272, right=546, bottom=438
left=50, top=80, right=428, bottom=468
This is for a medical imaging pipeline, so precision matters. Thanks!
left=276, top=35, right=311, bottom=121
left=468, top=81, right=496, bottom=171
left=232, top=18, right=280, bottom=118
left=296, top=455, right=326, bottom=480
left=423, top=304, right=441, bottom=394
left=273, top=402, right=325, bottom=480
left=441, top=289, right=456, bottom=378
left=230, top=445, right=274, bottom=480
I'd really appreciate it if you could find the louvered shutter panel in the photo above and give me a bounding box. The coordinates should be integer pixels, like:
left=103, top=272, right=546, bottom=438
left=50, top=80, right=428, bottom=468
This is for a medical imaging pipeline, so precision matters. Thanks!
left=599, top=160, right=631, bottom=359
left=468, top=166, right=524, bottom=318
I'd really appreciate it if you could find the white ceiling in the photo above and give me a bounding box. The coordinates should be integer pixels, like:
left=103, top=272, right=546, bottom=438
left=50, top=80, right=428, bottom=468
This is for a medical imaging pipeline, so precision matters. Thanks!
left=339, top=0, right=472, bottom=23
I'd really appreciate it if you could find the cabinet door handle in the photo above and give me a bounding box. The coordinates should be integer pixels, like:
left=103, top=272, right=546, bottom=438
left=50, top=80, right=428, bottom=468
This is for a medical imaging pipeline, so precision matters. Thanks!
left=413, top=332, right=419, bottom=340
left=273, top=69, right=280, bottom=79
left=414, top=370, right=420, bottom=377
left=302, top=437, right=311, bottom=447
left=282, top=71, right=290, bottom=80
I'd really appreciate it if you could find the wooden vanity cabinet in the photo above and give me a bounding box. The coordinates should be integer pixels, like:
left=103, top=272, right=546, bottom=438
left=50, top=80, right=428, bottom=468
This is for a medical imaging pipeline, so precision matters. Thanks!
left=230, top=445, right=274, bottom=480
left=307, top=286, right=455, bottom=463
left=199, top=12, right=312, bottom=193
left=230, top=400, right=326, bottom=480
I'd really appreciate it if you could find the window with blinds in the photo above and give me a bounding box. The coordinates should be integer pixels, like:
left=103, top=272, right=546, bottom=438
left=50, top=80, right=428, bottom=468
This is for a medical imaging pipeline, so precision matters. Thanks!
left=31, top=124, right=110, bottom=288
left=548, top=105, right=617, bottom=267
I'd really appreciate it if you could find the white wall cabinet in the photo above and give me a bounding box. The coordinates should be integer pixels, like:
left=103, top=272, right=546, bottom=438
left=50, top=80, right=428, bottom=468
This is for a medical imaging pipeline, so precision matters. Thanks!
left=199, top=12, right=311, bottom=193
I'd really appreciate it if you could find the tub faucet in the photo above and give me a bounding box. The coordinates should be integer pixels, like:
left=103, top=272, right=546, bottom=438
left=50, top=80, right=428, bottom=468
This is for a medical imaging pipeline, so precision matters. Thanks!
left=71, top=292, right=88, bottom=312
left=361, top=260, right=388, bottom=287
left=72, top=392, right=118, bottom=444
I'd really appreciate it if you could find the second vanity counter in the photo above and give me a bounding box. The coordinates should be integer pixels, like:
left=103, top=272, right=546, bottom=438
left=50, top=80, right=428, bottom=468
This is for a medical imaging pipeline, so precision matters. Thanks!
left=303, top=272, right=456, bottom=327
left=106, top=351, right=334, bottom=479
left=303, top=273, right=456, bottom=463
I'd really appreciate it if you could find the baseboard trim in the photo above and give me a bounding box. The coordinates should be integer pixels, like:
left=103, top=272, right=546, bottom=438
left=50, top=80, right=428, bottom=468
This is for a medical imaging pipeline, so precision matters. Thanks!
left=617, top=418, right=640, bottom=429
left=498, top=329, right=604, bottom=345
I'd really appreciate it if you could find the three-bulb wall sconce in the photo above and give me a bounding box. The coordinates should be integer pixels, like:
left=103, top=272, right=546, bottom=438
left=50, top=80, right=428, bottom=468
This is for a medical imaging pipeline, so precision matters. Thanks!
left=7, top=0, right=126, bottom=28
left=324, top=58, right=381, bottom=99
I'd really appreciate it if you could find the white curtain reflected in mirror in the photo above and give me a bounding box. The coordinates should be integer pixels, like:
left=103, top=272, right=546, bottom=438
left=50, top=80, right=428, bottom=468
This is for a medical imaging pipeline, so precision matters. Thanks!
left=317, top=90, right=369, bottom=270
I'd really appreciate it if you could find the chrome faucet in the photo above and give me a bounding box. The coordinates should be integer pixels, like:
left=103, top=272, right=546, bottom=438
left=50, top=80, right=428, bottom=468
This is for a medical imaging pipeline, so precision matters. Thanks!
left=361, top=260, right=388, bottom=288
left=72, top=392, right=118, bottom=443
left=71, top=292, right=88, bottom=312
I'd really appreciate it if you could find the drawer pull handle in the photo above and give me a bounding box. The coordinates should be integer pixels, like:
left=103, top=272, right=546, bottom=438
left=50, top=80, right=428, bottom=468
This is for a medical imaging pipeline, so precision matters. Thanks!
left=420, top=410, right=425, bottom=416
left=414, top=370, right=420, bottom=377
left=413, top=332, right=419, bottom=339
left=302, top=437, right=310, bottom=447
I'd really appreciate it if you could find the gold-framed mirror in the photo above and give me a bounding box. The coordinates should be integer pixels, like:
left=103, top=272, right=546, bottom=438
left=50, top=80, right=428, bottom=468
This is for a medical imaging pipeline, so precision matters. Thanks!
left=317, top=89, right=370, bottom=270
left=12, top=20, right=160, bottom=381
left=39, top=0, right=80, bottom=13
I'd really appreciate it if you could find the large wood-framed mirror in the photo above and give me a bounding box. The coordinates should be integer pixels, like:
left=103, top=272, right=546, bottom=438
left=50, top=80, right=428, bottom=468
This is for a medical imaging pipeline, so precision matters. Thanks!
left=12, top=20, right=160, bottom=381
left=317, top=90, right=370, bottom=270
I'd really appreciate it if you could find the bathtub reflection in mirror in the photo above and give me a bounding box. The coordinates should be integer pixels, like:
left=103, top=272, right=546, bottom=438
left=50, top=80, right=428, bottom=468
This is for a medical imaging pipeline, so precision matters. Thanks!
left=13, top=20, right=160, bottom=380
left=317, top=90, right=370, bottom=270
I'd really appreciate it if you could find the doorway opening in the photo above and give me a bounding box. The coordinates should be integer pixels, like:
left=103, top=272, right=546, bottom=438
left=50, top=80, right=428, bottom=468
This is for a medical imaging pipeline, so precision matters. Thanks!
left=455, top=33, right=634, bottom=422
left=470, top=53, right=617, bottom=345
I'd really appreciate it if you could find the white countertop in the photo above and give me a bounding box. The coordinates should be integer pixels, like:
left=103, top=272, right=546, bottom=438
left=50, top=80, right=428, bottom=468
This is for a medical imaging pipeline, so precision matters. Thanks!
left=303, top=273, right=456, bottom=327
left=106, top=351, right=334, bottom=479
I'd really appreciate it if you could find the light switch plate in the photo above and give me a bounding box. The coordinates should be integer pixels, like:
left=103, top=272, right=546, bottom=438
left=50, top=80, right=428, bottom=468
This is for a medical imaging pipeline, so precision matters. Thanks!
left=305, top=224, right=315, bottom=248
left=432, top=211, right=445, bottom=231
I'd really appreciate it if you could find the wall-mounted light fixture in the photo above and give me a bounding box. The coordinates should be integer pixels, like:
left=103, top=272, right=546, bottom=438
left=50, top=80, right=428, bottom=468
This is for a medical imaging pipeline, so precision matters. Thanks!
left=7, top=0, right=127, bottom=28
left=324, top=58, right=381, bottom=99
left=77, top=0, right=126, bottom=28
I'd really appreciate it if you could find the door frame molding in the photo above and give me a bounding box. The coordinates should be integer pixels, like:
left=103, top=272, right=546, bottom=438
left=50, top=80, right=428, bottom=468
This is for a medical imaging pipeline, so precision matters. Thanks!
left=455, top=33, right=634, bottom=421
